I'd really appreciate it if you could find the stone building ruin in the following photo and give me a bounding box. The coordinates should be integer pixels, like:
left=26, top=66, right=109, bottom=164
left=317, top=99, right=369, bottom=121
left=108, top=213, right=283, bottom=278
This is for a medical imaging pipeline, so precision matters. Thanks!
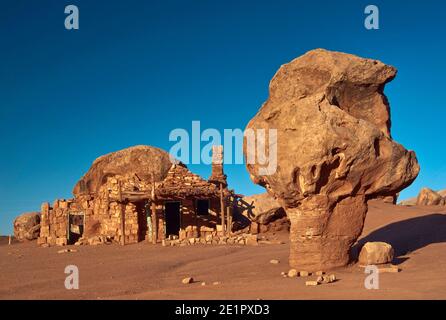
left=37, top=145, right=243, bottom=247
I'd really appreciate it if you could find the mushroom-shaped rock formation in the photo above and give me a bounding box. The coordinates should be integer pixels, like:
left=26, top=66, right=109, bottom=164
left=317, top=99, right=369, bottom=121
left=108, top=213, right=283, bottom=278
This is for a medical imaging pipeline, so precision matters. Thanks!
left=416, top=188, right=445, bottom=206
left=244, top=49, right=420, bottom=271
left=73, top=145, right=173, bottom=197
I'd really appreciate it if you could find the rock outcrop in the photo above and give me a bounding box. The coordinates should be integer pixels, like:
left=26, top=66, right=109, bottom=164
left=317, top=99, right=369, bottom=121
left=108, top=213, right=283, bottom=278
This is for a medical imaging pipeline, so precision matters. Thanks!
left=242, top=193, right=286, bottom=224
left=416, top=188, right=445, bottom=206
left=358, top=242, right=394, bottom=265
left=244, top=49, right=420, bottom=271
left=73, top=145, right=173, bottom=197
left=13, top=212, right=41, bottom=241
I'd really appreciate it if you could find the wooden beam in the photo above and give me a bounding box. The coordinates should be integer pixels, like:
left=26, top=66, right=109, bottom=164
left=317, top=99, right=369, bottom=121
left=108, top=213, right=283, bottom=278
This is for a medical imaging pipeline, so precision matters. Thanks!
left=151, top=201, right=157, bottom=244
left=220, top=183, right=225, bottom=235
left=118, top=181, right=126, bottom=246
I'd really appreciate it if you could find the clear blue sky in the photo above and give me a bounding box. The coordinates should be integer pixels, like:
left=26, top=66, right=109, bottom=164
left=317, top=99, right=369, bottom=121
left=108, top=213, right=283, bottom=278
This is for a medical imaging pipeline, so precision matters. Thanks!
left=1, top=0, right=445, bottom=235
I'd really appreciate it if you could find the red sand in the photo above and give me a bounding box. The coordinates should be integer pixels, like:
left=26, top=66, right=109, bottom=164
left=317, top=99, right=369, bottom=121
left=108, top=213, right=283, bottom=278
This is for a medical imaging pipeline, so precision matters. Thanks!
left=1, top=200, right=446, bottom=300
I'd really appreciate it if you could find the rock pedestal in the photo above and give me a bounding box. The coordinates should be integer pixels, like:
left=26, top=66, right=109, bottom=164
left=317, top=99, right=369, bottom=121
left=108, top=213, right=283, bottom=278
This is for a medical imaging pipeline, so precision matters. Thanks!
left=244, top=49, right=420, bottom=271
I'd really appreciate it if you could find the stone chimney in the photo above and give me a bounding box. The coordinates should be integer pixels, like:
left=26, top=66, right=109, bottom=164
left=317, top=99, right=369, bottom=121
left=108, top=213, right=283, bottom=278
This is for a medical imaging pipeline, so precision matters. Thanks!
left=208, top=145, right=227, bottom=187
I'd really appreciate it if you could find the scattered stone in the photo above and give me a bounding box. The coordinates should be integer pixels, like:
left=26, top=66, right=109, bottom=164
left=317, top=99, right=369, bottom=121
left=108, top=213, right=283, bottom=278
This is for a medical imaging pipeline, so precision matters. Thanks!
left=299, top=271, right=310, bottom=277
left=201, top=282, right=206, bottom=286
left=378, top=265, right=400, bottom=273
left=287, top=269, right=298, bottom=278
left=212, top=281, right=221, bottom=285
left=182, top=277, right=194, bottom=284
left=245, top=234, right=258, bottom=246
left=305, top=281, right=319, bottom=286
left=359, top=242, right=394, bottom=265
left=270, top=259, right=280, bottom=264
left=315, top=271, right=325, bottom=276
left=57, top=249, right=77, bottom=254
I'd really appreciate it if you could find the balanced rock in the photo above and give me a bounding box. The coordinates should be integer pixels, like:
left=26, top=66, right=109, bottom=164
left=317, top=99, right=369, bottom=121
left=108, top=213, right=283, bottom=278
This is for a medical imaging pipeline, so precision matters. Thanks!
left=73, top=145, right=172, bottom=197
left=244, top=49, right=420, bottom=271
left=416, top=188, right=445, bottom=206
left=358, top=242, right=394, bottom=265
left=13, top=212, right=41, bottom=241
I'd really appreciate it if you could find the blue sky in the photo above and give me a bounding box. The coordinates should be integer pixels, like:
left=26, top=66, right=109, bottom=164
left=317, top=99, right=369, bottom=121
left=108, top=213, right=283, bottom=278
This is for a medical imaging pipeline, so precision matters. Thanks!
left=1, top=0, right=445, bottom=235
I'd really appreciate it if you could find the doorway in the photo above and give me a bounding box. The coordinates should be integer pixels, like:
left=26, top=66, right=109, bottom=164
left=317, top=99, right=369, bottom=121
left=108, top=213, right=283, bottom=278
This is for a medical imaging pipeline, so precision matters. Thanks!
left=135, top=201, right=149, bottom=242
left=68, top=211, right=84, bottom=245
left=165, top=201, right=181, bottom=237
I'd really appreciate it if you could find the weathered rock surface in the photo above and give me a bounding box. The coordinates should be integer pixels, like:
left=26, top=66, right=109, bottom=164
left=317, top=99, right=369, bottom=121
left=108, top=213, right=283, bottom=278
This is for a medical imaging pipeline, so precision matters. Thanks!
left=73, top=145, right=172, bottom=197
left=13, top=212, right=41, bottom=241
left=358, top=242, right=394, bottom=265
left=244, top=49, right=420, bottom=271
left=416, top=188, right=445, bottom=206
left=242, top=193, right=286, bottom=224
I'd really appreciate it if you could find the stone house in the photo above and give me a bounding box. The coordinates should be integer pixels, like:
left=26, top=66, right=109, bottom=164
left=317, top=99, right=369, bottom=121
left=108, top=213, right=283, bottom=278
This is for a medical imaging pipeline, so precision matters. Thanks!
left=37, top=146, right=234, bottom=246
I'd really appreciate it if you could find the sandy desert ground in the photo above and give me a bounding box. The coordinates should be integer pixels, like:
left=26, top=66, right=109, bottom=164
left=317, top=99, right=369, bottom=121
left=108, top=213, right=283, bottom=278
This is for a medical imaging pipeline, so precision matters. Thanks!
left=1, top=200, right=446, bottom=300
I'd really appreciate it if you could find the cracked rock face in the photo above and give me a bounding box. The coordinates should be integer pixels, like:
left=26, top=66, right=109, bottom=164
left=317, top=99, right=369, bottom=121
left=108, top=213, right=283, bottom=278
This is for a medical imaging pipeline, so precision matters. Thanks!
left=244, top=49, right=420, bottom=271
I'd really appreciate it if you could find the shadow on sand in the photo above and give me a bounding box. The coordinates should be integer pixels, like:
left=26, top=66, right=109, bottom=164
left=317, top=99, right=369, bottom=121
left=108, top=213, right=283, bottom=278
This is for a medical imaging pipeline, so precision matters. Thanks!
left=351, top=213, right=446, bottom=264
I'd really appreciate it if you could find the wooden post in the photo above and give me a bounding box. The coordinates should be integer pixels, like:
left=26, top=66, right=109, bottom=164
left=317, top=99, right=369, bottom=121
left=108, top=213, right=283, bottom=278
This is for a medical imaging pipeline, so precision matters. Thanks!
left=118, top=181, right=126, bottom=246
left=150, top=174, right=157, bottom=244
left=220, top=183, right=225, bottom=235
left=151, top=201, right=157, bottom=244
left=226, top=206, right=232, bottom=236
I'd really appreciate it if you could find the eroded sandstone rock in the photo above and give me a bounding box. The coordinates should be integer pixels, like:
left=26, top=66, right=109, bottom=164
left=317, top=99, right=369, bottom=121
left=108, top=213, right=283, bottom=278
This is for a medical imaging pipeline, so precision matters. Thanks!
left=242, top=193, right=286, bottom=224
left=13, top=212, right=41, bottom=241
left=244, top=49, right=420, bottom=271
left=73, top=145, right=172, bottom=197
left=358, top=242, right=394, bottom=265
left=416, top=188, right=445, bottom=206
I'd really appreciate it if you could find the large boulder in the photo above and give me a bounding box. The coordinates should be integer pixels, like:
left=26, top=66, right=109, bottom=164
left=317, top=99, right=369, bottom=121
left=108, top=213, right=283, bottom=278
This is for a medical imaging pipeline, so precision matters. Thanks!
left=242, top=193, right=286, bottom=224
left=13, top=212, right=41, bottom=241
left=358, top=242, right=394, bottom=265
left=73, top=145, right=173, bottom=197
left=244, top=49, right=420, bottom=271
left=416, top=188, right=445, bottom=206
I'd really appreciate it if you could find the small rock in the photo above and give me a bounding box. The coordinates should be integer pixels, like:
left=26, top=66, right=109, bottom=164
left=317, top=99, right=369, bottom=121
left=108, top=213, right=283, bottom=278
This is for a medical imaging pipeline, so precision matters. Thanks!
left=328, top=274, right=336, bottom=282
left=315, top=271, right=325, bottom=276
left=201, top=282, right=206, bottom=286
left=378, top=265, right=400, bottom=273
left=57, top=249, right=77, bottom=254
left=213, top=281, right=221, bottom=285
left=299, top=271, right=310, bottom=277
left=182, top=277, right=194, bottom=284
left=305, top=281, right=319, bottom=286
left=287, top=269, right=298, bottom=278
left=270, top=259, right=280, bottom=264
